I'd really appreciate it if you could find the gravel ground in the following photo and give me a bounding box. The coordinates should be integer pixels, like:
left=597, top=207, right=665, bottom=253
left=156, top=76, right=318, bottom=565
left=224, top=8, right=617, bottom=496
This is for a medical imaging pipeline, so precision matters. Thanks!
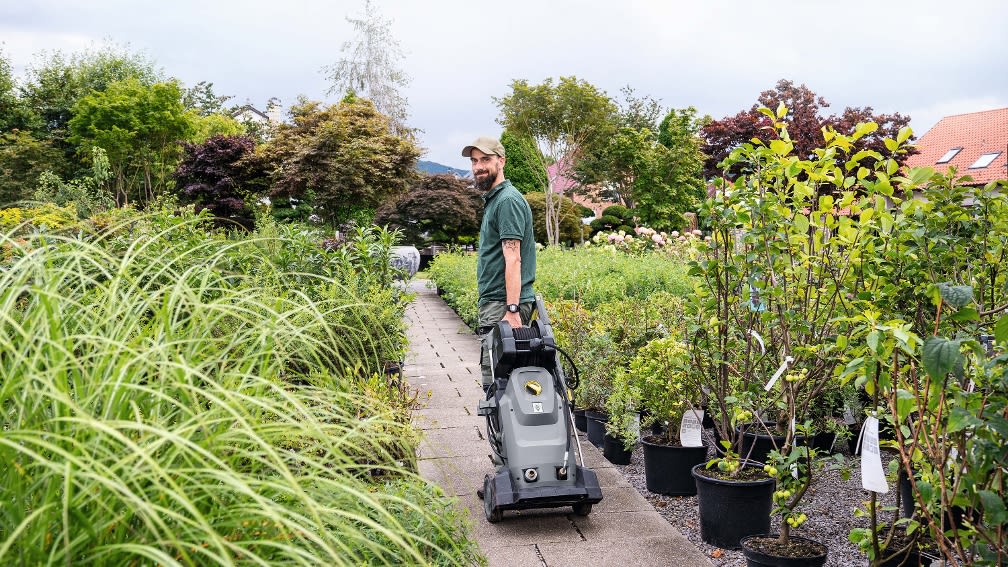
left=609, top=430, right=903, bottom=567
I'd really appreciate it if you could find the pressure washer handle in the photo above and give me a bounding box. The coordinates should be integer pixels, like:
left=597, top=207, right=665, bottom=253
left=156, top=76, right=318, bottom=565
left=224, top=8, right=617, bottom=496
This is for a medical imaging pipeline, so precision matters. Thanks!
left=534, top=295, right=551, bottom=325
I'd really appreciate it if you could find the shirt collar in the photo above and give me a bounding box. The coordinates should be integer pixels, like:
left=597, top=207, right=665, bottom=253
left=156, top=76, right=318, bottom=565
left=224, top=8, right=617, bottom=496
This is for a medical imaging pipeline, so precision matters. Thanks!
left=482, top=179, right=513, bottom=203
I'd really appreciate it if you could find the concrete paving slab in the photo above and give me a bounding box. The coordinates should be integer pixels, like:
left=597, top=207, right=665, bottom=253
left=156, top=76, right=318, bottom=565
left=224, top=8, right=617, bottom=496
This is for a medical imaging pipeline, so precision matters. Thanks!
left=418, top=454, right=493, bottom=497
left=572, top=510, right=679, bottom=541
left=482, top=545, right=544, bottom=567
left=413, top=406, right=479, bottom=428
left=414, top=409, right=482, bottom=430
left=418, top=426, right=488, bottom=459
left=539, top=536, right=712, bottom=566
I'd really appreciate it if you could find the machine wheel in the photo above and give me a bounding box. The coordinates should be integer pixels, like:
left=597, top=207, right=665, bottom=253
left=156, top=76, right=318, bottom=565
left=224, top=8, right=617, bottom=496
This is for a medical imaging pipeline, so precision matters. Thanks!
left=572, top=502, right=593, bottom=517
left=483, top=475, right=502, bottom=523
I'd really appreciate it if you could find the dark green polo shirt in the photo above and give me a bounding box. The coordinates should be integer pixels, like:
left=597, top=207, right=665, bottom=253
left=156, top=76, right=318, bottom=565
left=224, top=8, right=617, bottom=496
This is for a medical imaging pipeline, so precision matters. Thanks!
left=476, top=179, right=536, bottom=306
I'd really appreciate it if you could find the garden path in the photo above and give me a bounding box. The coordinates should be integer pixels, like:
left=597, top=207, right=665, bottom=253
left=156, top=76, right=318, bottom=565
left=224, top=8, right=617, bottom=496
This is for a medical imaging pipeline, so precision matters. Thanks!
left=406, top=279, right=712, bottom=567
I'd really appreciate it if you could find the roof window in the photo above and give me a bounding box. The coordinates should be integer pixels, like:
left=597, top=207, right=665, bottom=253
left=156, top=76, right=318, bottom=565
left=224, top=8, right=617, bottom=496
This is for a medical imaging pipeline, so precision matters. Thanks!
left=969, top=152, right=1002, bottom=169
left=936, top=147, right=961, bottom=163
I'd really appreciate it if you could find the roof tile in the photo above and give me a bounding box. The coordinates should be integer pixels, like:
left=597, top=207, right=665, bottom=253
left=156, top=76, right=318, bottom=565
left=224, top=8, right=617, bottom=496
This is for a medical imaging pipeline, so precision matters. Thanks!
left=905, top=107, right=1008, bottom=185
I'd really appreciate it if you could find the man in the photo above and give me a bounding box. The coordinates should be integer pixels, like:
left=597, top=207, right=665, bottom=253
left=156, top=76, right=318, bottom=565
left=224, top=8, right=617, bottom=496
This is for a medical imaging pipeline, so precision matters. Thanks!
left=462, top=135, right=537, bottom=392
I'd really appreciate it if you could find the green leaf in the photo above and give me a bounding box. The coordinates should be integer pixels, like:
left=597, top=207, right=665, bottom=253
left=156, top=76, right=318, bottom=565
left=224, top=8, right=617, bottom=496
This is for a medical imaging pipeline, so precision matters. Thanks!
left=907, top=166, right=933, bottom=185
left=921, top=336, right=964, bottom=380
left=895, top=389, right=915, bottom=421
left=883, top=138, right=898, bottom=153
left=818, top=194, right=835, bottom=212
left=853, top=122, right=879, bottom=140
left=995, top=314, right=1008, bottom=344
left=897, top=126, right=912, bottom=144
left=979, top=490, right=1008, bottom=524
left=793, top=213, right=809, bottom=234
left=938, top=283, right=974, bottom=309
left=867, top=330, right=880, bottom=354
left=770, top=139, right=793, bottom=156
left=947, top=407, right=982, bottom=433
left=949, top=306, right=979, bottom=322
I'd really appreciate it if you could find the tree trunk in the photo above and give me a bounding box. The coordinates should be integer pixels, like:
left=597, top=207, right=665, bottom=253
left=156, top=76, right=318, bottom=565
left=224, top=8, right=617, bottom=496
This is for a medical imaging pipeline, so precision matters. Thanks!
left=544, top=184, right=557, bottom=246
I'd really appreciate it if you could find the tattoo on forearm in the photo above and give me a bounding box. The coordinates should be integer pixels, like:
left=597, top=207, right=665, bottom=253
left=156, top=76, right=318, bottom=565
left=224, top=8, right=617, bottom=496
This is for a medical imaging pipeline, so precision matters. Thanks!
left=503, top=239, right=520, bottom=250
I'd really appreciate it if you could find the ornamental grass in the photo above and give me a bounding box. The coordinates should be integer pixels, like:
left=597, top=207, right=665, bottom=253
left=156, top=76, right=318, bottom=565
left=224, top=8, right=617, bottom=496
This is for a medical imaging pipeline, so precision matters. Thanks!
left=0, top=214, right=480, bottom=566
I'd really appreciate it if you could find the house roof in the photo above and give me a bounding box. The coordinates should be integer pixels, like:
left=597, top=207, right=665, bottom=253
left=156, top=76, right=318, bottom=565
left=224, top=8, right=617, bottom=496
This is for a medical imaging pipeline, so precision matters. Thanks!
left=546, top=162, right=609, bottom=215
left=904, top=107, right=1008, bottom=186
left=230, top=104, right=270, bottom=122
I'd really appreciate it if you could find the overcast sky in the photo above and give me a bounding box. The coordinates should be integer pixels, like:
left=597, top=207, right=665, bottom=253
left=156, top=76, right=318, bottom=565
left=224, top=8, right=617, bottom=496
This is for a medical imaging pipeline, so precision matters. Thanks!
left=2, top=0, right=1006, bottom=168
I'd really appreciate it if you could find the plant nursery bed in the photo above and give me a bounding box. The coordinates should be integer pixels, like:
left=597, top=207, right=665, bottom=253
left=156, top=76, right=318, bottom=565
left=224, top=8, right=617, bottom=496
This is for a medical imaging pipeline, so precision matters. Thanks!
left=613, top=436, right=903, bottom=567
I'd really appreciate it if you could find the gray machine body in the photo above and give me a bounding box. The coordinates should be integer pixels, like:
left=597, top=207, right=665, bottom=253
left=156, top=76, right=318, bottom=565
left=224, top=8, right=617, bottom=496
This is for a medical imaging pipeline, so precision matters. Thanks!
left=497, top=366, right=567, bottom=488
left=477, top=298, right=603, bottom=517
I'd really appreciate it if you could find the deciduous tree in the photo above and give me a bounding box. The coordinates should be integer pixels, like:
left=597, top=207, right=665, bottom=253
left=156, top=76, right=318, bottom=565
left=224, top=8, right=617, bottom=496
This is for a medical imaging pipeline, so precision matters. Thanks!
left=701, top=79, right=913, bottom=181
left=68, top=78, right=193, bottom=206
left=0, top=130, right=62, bottom=206
left=496, top=76, right=615, bottom=246
left=20, top=43, right=161, bottom=178
left=523, top=191, right=586, bottom=246
left=262, top=95, right=420, bottom=225
left=575, top=89, right=706, bottom=230
left=374, top=174, right=482, bottom=246
left=174, top=135, right=267, bottom=228
left=182, top=80, right=233, bottom=116
left=0, top=49, right=36, bottom=133
left=323, top=0, right=411, bottom=135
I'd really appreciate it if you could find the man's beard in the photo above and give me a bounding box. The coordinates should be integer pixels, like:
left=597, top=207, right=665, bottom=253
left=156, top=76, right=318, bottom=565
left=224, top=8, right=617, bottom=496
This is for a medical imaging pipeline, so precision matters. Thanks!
left=474, top=166, right=500, bottom=192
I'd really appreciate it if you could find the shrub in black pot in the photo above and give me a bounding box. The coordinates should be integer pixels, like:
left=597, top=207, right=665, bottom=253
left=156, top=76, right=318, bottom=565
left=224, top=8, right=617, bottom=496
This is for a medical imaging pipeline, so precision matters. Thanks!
left=584, top=409, right=608, bottom=448
left=692, top=459, right=775, bottom=549
left=740, top=534, right=827, bottom=567
left=606, top=336, right=707, bottom=494
left=602, top=433, right=633, bottom=465
left=573, top=407, right=587, bottom=432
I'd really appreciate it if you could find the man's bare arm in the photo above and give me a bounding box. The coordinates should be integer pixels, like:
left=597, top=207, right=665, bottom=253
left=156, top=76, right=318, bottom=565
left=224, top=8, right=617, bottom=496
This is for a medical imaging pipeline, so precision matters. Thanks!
left=502, top=239, right=523, bottom=326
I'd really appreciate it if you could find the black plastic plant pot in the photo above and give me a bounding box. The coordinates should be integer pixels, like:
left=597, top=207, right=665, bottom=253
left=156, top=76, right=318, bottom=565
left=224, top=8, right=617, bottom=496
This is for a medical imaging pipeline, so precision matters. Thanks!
left=585, top=410, right=608, bottom=448
left=602, top=433, right=633, bottom=465
left=810, top=431, right=836, bottom=453
left=740, top=534, right=827, bottom=567
left=692, top=463, right=776, bottom=550
left=737, top=422, right=807, bottom=465
left=642, top=439, right=707, bottom=496
left=573, top=408, right=588, bottom=432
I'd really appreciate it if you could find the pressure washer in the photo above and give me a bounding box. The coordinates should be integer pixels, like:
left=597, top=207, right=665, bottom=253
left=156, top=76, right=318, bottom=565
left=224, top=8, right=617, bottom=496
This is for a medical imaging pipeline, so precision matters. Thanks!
left=476, top=296, right=603, bottom=522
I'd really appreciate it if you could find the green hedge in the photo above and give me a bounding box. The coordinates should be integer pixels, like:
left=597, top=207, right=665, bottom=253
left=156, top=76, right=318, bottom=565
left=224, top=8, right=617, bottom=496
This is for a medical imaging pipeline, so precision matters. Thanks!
left=427, top=246, right=695, bottom=411
left=428, top=246, right=694, bottom=330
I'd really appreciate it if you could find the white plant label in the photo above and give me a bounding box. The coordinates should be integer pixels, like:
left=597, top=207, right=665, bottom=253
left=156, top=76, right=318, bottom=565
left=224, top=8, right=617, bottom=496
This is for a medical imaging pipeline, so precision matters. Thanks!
left=680, top=409, right=704, bottom=447
left=748, top=329, right=766, bottom=354
left=791, top=418, right=799, bottom=478
left=860, top=416, right=889, bottom=493
left=764, top=356, right=795, bottom=391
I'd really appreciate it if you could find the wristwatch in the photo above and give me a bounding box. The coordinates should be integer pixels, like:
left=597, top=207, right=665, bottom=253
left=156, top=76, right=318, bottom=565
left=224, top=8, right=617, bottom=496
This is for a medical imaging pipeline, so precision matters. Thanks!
left=507, top=303, right=520, bottom=313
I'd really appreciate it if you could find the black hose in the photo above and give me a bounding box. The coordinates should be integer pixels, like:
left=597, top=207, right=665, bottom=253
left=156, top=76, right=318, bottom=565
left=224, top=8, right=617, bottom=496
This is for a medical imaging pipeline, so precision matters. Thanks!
left=552, top=344, right=580, bottom=391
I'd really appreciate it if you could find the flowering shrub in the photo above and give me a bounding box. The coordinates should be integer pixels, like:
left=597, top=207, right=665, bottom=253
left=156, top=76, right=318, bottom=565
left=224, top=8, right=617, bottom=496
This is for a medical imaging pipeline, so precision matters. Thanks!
left=589, top=225, right=707, bottom=257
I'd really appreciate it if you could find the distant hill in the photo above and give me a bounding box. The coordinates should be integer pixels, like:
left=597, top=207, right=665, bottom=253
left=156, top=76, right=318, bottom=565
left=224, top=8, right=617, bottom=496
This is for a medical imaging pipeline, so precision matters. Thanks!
left=417, top=160, right=470, bottom=178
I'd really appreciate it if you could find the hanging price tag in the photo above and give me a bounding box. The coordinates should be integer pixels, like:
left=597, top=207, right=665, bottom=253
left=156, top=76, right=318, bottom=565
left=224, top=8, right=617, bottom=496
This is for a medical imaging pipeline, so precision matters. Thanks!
left=860, top=416, right=889, bottom=493
left=764, top=356, right=795, bottom=391
left=680, top=409, right=704, bottom=447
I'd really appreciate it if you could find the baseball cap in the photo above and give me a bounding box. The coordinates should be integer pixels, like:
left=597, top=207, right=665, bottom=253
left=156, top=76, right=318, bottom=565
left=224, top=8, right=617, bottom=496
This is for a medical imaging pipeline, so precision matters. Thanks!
left=461, top=136, right=505, bottom=158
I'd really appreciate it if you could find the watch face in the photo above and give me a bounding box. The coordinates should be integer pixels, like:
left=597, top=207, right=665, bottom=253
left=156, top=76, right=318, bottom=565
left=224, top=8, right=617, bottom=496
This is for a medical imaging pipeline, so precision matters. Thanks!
left=508, top=304, right=519, bottom=313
